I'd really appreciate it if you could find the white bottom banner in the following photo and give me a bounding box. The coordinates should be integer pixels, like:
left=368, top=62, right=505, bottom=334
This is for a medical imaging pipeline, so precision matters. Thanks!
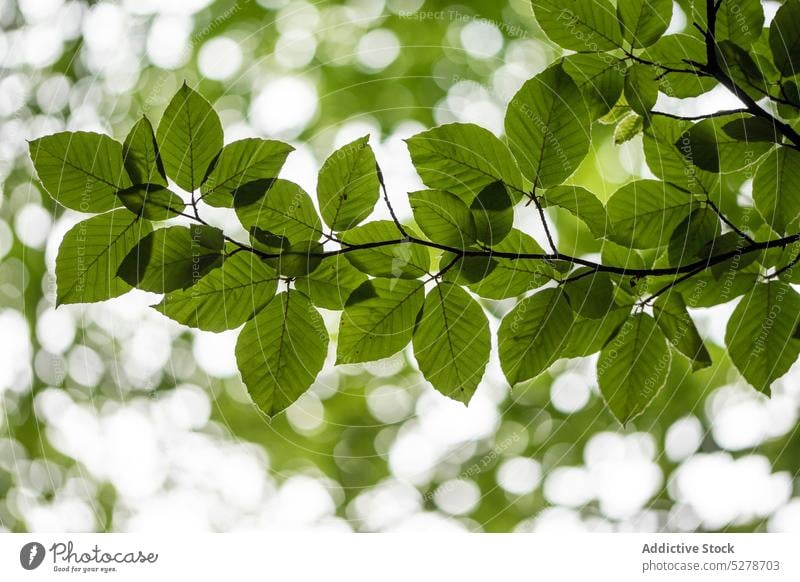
left=0, top=533, right=798, bottom=581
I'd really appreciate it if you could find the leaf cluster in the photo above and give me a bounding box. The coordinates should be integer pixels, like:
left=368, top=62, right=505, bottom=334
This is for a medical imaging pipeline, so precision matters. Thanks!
left=28, top=1, right=800, bottom=423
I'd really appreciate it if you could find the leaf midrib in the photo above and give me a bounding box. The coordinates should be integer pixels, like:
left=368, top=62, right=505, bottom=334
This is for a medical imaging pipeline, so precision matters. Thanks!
left=346, top=283, right=422, bottom=355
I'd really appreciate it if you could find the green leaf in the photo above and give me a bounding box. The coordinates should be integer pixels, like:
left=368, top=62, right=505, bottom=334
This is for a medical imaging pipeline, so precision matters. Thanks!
left=614, top=112, right=644, bottom=145
left=641, top=33, right=717, bottom=98
left=607, top=180, right=696, bottom=248
left=752, top=147, right=800, bottom=235
left=725, top=281, right=800, bottom=394
left=679, top=115, right=777, bottom=173
left=468, top=229, right=556, bottom=299
left=776, top=243, right=800, bottom=284
left=542, top=184, right=608, bottom=238
left=200, top=138, right=294, bottom=207
left=562, top=306, right=630, bottom=358
left=317, top=136, right=380, bottom=231
left=469, top=181, right=514, bottom=245
left=677, top=271, right=758, bottom=307
left=116, top=184, right=186, bottom=220
left=769, top=0, right=800, bottom=77
left=409, top=189, right=477, bottom=248
left=562, top=54, right=626, bottom=120
left=441, top=253, right=498, bottom=286
left=505, top=64, right=591, bottom=188
left=624, top=63, right=659, bottom=116
left=712, top=0, right=764, bottom=49
left=643, top=116, right=720, bottom=193
left=29, top=132, right=130, bottom=213
left=236, top=291, right=329, bottom=417
left=717, top=41, right=769, bottom=101
left=264, top=240, right=324, bottom=277
left=412, top=283, right=490, bottom=404
left=599, top=103, right=633, bottom=125
left=667, top=207, right=721, bottom=266
left=601, top=240, right=648, bottom=270
left=341, top=221, right=430, bottom=279
left=117, top=224, right=224, bottom=293
left=405, top=123, right=524, bottom=202
left=597, top=313, right=670, bottom=423
left=337, top=278, right=425, bottom=364
left=235, top=179, right=323, bottom=244
left=653, top=293, right=712, bottom=371
left=55, top=209, right=151, bottom=305
left=498, top=288, right=574, bottom=385
left=158, top=252, right=279, bottom=332
left=295, top=255, right=368, bottom=310
left=123, top=116, right=167, bottom=186
left=617, top=0, right=672, bottom=48
left=532, top=0, right=623, bottom=51
left=563, top=269, right=617, bottom=319
left=156, top=83, right=223, bottom=192
left=704, top=231, right=759, bottom=280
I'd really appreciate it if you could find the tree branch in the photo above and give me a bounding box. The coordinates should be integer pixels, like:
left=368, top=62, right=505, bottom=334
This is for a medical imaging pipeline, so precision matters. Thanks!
left=706, top=198, right=755, bottom=244
left=376, top=162, right=408, bottom=239
left=650, top=108, right=751, bottom=121
left=697, top=1, right=800, bottom=149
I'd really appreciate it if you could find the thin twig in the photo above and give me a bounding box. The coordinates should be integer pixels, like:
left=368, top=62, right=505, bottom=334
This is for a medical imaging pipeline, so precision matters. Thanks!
left=531, top=190, right=558, bottom=254
left=650, top=108, right=750, bottom=121
left=706, top=198, right=755, bottom=244
left=376, top=162, right=408, bottom=239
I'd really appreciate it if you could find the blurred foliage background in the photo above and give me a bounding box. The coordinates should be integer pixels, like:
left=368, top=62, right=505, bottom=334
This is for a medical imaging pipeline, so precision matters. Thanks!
left=0, top=0, right=798, bottom=533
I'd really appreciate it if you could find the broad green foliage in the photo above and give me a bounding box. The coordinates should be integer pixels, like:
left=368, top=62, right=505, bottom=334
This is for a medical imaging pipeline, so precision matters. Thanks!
left=317, top=136, right=380, bottom=231
left=156, top=83, right=223, bottom=192
left=117, top=184, right=186, bottom=220
left=617, top=0, right=672, bottom=48
left=667, top=208, right=721, bottom=266
left=541, top=185, right=608, bottom=238
left=498, top=289, right=574, bottom=385
left=236, top=292, right=329, bottom=416
left=405, top=123, right=524, bottom=201
left=118, top=224, right=224, bottom=293
left=30, top=132, right=130, bottom=213
left=413, top=283, right=491, bottom=404
left=532, top=0, right=622, bottom=51
left=725, top=282, right=800, bottom=394
left=679, top=115, right=777, bottom=173
left=624, top=64, right=658, bottom=116
left=337, top=279, right=425, bottom=364
left=55, top=210, right=151, bottom=305
left=409, top=189, right=478, bottom=248
left=201, top=138, right=293, bottom=207
left=159, top=252, right=279, bottom=332
left=653, top=293, right=711, bottom=371
left=562, top=54, right=626, bottom=120
left=295, top=255, right=367, bottom=310
left=769, top=0, right=800, bottom=77
left=563, top=270, right=616, bottom=319
left=597, top=314, right=670, bottom=423
left=235, top=178, right=323, bottom=246
left=30, top=0, right=800, bottom=424
left=123, top=116, right=167, bottom=186
left=642, top=33, right=717, bottom=97
left=752, top=148, right=800, bottom=235
left=505, top=64, right=590, bottom=188
left=340, top=221, right=430, bottom=279
left=464, top=229, right=555, bottom=299
left=713, top=0, right=764, bottom=49
left=606, top=180, right=696, bottom=248
left=470, top=182, right=514, bottom=245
